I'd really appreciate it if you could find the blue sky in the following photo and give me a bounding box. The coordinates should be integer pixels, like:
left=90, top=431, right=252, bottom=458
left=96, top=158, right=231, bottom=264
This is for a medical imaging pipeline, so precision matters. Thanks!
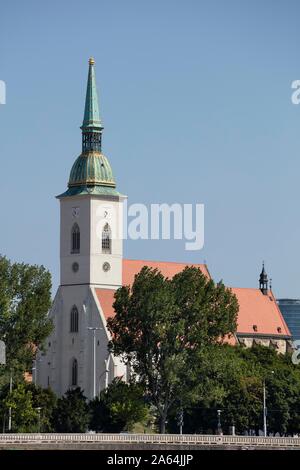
left=1, top=0, right=300, bottom=297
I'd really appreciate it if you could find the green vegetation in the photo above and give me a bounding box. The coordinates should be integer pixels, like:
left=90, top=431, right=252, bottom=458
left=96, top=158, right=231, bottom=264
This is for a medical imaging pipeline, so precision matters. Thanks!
left=2, top=345, right=300, bottom=435
left=1, top=259, right=300, bottom=435
left=0, top=255, right=53, bottom=387
left=52, top=388, right=90, bottom=432
left=89, top=378, right=149, bottom=432
left=0, top=382, right=57, bottom=432
left=167, top=345, right=300, bottom=436
left=107, top=266, right=238, bottom=432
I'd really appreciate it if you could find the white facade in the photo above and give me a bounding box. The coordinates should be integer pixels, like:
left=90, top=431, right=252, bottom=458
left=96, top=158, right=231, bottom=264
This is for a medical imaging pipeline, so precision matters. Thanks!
left=37, top=193, right=127, bottom=399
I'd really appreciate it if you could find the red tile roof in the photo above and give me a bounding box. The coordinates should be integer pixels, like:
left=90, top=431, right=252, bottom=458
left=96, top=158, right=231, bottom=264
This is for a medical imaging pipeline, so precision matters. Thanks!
left=122, top=259, right=210, bottom=285
left=95, top=259, right=209, bottom=321
left=231, top=288, right=290, bottom=337
left=94, top=259, right=291, bottom=339
left=95, top=288, right=116, bottom=321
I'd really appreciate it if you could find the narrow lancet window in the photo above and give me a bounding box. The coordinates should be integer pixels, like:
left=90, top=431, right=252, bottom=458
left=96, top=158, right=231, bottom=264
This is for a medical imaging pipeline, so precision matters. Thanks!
left=70, top=306, right=79, bottom=333
left=71, top=358, right=78, bottom=386
left=71, top=223, right=80, bottom=254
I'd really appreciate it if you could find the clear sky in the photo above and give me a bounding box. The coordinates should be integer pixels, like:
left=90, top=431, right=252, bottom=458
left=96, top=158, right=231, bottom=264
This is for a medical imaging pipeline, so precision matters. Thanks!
left=1, top=0, right=300, bottom=297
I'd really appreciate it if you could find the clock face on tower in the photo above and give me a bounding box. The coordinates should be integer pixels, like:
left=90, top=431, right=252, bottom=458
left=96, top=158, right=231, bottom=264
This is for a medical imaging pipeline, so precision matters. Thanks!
left=72, top=207, right=80, bottom=218
left=102, top=262, right=111, bottom=272
left=97, top=205, right=113, bottom=221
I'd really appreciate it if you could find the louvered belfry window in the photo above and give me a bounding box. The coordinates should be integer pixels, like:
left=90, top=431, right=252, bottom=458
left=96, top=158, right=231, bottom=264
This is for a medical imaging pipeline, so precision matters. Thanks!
left=102, top=223, right=111, bottom=254
left=71, top=223, right=80, bottom=254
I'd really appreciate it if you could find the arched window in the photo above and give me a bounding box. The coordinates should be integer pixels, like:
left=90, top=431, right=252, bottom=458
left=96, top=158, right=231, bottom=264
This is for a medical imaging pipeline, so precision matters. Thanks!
left=70, top=305, right=79, bottom=333
left=102, top=223, right=111, bottom=254
left=71, top=223, right=80, bottom=254
left=71, top=358, right=78, bottom=386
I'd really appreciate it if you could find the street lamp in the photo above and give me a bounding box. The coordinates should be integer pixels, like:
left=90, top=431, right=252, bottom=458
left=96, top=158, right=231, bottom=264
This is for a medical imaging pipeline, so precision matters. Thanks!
left=36, top=407, right=42, bottom=433
left=104, top=357, right=110, bottom=390
left=32, top=357, right=42, bottom=385
left=177, top=408, right=184, bottom=435
left=217, top=409, right=222, bottom=435
left=87, top=327, right=102, bottom=398
left=8, top=369, right=12, bottom=432
left=263, top=370, right=274, bottom=437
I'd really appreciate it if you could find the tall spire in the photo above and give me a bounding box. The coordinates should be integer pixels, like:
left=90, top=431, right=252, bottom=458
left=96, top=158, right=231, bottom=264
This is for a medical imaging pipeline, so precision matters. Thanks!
left=81, top=58, right=103, bottom=153
left=57, top=58, right=122, bottom=199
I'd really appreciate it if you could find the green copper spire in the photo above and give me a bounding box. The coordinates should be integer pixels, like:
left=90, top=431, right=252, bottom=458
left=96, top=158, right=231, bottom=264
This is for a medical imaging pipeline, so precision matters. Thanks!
left=57, top=58, right=124, bottom=199
left=81, top=57, right=103, bottom=152
left=82, top=58, right=102, bottom=129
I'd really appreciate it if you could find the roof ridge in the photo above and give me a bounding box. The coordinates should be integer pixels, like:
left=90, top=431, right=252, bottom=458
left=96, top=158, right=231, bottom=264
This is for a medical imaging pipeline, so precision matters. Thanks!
left=229, top=287, right=263, bottom=291
left=123, top=258, right=206, bottom=266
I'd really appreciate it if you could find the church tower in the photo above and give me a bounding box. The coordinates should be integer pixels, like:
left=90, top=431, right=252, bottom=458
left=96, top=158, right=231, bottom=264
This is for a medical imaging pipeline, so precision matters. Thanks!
left=58, top=57, right=125, bottom=288
left=37, top=59, right=127, bottom=398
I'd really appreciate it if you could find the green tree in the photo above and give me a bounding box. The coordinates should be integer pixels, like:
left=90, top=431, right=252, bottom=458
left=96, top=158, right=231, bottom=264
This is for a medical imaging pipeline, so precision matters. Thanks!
left=167, top=345, right=300, bottom=436
left=107, top=266, right=238, bottom=433
left=26, top=383, right=57, bottom=432
left=0, top=382, right=57, bottom=433
left=52, top=388, right=90, bottom=432
left=0, top=255, right=53, bottom=386
left=238, top=346, right=300, bottom=436
left=2, top=382, right=38, bottom=432
left=167, top=344, right=262, bottom=434
left=89, top=378, right=148, bottom=432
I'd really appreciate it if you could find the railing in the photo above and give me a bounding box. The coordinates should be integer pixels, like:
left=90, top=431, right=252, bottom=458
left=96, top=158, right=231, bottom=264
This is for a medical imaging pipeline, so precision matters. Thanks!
left=0, top=433, right=299, bottom=447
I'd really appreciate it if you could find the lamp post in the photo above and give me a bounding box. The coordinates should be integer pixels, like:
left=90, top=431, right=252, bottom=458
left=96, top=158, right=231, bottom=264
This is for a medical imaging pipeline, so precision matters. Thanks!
left=8, top=369, right=12, bottom=432
left=263, top=370, right=274, bottom=437
left=217, top=409, right=222, bottom=435
left=104, top=357, right=110, bottom=390
left=177, top=408, right=184, bottom=435
left=87, top=327, right=102, bottom=398
left=32, top=359, right=38, bottom=386
left=263, top=378, right=267, bottom=437
left=36, top=407, right=42, bottom=433
left=32, top=365, right=37, bottom=385
left=32, top=357, right=42, bottom=386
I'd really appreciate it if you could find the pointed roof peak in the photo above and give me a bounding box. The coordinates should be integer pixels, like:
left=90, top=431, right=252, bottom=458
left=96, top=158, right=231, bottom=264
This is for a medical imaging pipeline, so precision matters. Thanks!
left=81, top=57, right=103, bottom=131
left=260, top=261, right=267, bottom=276
left=259, top=261, right=269, bottom=294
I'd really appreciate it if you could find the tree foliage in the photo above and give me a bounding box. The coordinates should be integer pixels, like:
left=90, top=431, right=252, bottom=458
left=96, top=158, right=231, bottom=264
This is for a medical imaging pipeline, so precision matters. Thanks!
left=26, top=383, right=57, bottom=432
left=107, top=266, right=238, bottom=432
left=51, top=388, right=90, bottom=432
left=167, top=345, right=300, bottom=436
left=89, top=378, right=149, bottom=432
left=0, top=382, right=57, bottom=433
left=2, top=383, right=38, bottom=432
left=0, top=255, right=53, bottom=386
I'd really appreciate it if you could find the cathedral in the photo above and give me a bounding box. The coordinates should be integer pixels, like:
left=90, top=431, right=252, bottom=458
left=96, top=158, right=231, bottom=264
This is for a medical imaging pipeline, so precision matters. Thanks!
left=37, top=59, right=292, bottom=399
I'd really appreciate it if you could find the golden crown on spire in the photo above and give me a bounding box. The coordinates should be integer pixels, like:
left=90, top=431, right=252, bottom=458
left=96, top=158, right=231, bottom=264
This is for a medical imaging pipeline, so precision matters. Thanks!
left=89, top=57, right=95, bottom=65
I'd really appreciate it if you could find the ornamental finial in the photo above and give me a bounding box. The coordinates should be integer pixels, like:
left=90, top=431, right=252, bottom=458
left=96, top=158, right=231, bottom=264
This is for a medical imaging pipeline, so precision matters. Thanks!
left=89, top=57, right=95, bottom=65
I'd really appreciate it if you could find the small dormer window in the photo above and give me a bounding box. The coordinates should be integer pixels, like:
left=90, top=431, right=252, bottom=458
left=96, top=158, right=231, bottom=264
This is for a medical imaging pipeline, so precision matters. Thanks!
left=253, top=324, right=258, bottom=332
left=277, top=327, right=282, bottom=333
